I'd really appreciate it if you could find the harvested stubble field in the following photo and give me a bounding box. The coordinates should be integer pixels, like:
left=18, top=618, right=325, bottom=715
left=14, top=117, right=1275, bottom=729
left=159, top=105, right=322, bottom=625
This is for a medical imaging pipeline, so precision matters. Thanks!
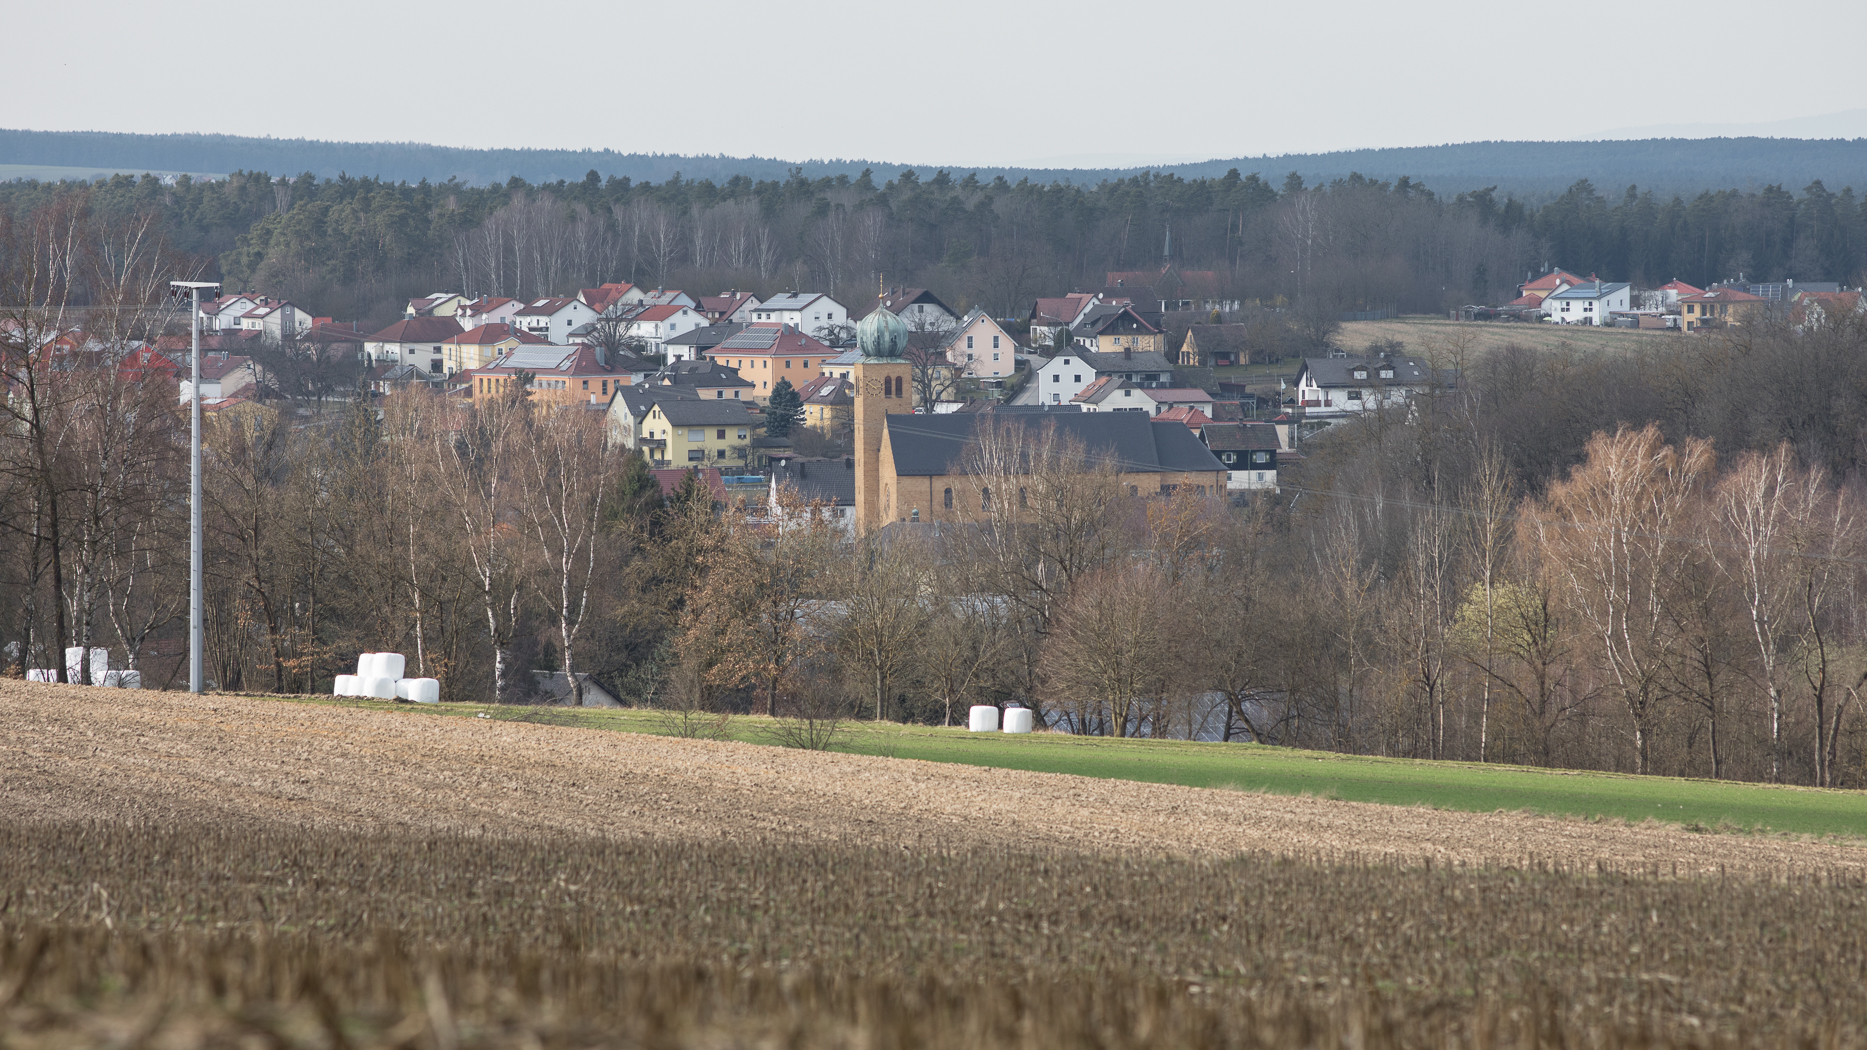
left=4, top=684, right=1867, bottom=1048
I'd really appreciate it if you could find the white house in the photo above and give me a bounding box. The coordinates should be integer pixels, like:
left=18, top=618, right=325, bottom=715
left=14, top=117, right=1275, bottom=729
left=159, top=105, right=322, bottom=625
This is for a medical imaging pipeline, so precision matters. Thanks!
left=749, top=293, right=847, bottom=342
left=198, top=294, right=259, bottom=332
left=363, top=317, right=466, bottom=371
left=1072, top=377, right=1159, bottom=413
left=238, top=299, right=312, bottom=341
left=1295, top=354, right=1436, bottom=418
left=515, top=297, right=598, bottom=341
left=639, top=289, right=699, bottom=309
left=1543, top=281, right=1631, bottom=326
left=623, top=304, right=707, bottom=358
left=455, top=296, right=523, bottom=329
left=1016, top=348, right=1178, bottom=406
left=699, top=291, right=761, bottom=323
left=940, top=308, right=1017, bottom=379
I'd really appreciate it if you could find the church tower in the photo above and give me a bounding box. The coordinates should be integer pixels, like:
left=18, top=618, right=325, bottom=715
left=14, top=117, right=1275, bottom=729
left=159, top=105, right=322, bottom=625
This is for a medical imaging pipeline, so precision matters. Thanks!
left=852, top=297, right=911, bottom=530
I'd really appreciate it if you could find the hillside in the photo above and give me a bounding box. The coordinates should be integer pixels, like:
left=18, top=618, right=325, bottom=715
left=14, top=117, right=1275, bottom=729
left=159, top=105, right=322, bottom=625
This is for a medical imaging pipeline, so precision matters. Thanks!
left=5, top=127, right=1867, bottom=198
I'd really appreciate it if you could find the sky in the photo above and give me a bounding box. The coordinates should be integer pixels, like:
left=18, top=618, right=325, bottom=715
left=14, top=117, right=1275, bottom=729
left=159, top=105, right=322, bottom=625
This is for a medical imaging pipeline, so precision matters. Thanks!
left=9, top=0, right=1867, bottom=169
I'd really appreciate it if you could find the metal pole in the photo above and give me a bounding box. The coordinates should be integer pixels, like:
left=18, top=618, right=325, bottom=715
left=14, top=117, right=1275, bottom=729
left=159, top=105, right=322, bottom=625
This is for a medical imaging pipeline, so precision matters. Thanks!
left=190, top=286, right=203, bottom=694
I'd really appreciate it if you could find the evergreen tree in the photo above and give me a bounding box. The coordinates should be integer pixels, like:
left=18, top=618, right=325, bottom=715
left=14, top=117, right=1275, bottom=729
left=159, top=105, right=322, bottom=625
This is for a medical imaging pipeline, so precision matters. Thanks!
left=766, top=378, right=803, bottom=439
left=609, top=454, right=666, bottom=533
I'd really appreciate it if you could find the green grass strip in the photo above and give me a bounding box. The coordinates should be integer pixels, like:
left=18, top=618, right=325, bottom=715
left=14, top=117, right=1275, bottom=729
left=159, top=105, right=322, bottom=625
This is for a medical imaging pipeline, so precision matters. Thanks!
left=288, top=696, right=1867, bottom=841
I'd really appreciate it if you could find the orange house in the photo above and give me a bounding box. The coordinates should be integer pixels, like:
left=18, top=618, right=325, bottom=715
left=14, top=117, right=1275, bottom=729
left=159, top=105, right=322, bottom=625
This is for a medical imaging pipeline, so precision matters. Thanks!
left=470, top=344, right=630, bottom=408
left=702, top=323, right=836, bottom=402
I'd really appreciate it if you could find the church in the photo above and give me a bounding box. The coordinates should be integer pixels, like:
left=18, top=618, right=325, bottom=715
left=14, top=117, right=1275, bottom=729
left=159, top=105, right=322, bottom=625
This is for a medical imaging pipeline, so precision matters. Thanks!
left=849, top=303, right=1228, bottom=531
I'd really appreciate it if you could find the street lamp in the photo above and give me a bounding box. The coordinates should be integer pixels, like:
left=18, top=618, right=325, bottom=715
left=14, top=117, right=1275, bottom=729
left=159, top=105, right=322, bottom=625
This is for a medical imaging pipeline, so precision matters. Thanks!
left=169, top=280, right=220, bottom=694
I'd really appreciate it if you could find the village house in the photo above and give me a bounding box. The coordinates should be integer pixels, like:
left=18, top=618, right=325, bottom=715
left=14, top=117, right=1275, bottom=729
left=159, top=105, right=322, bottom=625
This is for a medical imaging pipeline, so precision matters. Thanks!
left=640, top=289, right=699, bottom=309
left=470, top=344, right=630, bottom=408
left=607, top=386, right=698, bottom=451
left=939, top=307, right=1016, bottom=379
left=578, top=283, right=645, bottom=315
left=749, top=293, right=848, bottom=341
left=697, top=291, right=761, bottom=323
left=1106, top=263, right=1237, bottom=312
left=197, top=294, right=260, bottom=332
left=638, top=399, right=761, bottom=467
left=865, top=287, right=958, bottom=331
left=662, top=322, right=747, bottom=363
left=1544, top=281, right=1631, bottom=325
left=768, top=456, right=858, bottom=533
left=237, top=298, right=312, bottom=341
left=621, top=304, right=706, bottom=357
left=1072, top=377, right=1160, bottom=414
left=363, top=317, right=463, bottom=371
left=1294, top=353, right=1437, bottom=418
left=1791, top=290, right=1865, bottom=331
left=1015, top=346, right=1178, bottom=406
left=514, top=297, right=599, bottom=342
left=703, top=323, right=836, bottom=400
left=643, top=358, right=756, bottom=401
left=1027, top=293, right=1100, bottom=347
left=1203, top=422, right=1282, bottom=491
left=441, top=322, right=544, bottom=375
left=406, top=293, right=471, bottom=319
left=454, top=296, right=523, bottom=329
left=1073, top=304, right=1167, bottom=356
left=1178, top=324, right=1249, bottom=367
left=796, top=375, right=855, bottom=433
left=1678, top=287, right=1768, bottom=332
left=178, top=353, right=256, bottom=404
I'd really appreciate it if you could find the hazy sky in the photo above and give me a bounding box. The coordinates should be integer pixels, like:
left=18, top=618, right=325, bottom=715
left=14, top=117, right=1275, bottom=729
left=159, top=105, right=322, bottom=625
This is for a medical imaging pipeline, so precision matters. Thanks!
left=11, top=0, right=1867, bottom=168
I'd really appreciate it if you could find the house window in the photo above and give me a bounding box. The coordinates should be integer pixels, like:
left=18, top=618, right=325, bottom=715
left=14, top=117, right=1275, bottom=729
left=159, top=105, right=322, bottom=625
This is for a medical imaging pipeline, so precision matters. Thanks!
left=1252, top=451, right=1270, bottom=464
left=1051, top=374, right=1059, bottom=382
left=981, top=487, right=992, bottom=510
left=1018, top=487, right=1027, bottom=508
left=785, top=360, right=791, bottom=368
left=717, top=429, right=727, bottom=439
left=992, top=353, right=1000, bottom=361
left=992, top=335, right=1000, bottom=348
left=1073, top=375, right=1082, bottom=383
left=1348, top=390, right=1362, bottom=401
left=687, top=450, right=704, bottom=462
left=716, top=390, right=724, bottom=398
left=738, top=429, right=747, bottom=439
left=582, top=380, right=589, bottom=390
left=1222, top=452, right=1236, bottom=464
left=967, top=336, right=974, bottom=349
left=1129, top=485, right=1138, bottom=496
left=716, top=449, right=727, bottom=459
left=943, top=487, right=953, bottom=509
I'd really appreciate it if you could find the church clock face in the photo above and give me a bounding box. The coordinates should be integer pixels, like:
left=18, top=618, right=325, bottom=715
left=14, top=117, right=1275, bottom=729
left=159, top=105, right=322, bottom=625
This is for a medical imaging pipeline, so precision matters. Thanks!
left=862, top=375, right=883, bottom=397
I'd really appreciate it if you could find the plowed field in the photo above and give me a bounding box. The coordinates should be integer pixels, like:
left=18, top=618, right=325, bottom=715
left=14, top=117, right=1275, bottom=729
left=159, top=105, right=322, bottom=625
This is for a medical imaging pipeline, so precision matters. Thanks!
left=5, top=683, right=1861, bottom=877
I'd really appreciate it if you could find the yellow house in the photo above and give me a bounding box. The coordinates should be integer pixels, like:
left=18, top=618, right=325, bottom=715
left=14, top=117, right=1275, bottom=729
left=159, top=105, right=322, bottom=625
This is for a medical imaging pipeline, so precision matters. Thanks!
left=639, top=399, right=761, bottom=467
left=443, top=323, right=542, bottom=375
left=1678, top=288, right=1768, bottom=332
left=1080, top=304, right=1166, bottom=357
left=796, top=375, right=854, bottom=434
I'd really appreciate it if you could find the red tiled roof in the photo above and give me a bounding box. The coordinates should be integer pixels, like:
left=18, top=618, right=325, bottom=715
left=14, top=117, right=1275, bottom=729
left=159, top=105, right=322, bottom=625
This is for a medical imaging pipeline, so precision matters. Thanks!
left=650, top=467, right=729, bottom=502
left=1507, top=293, right=1546, bottom=307
left=445, top=322, right=543, bottom=345
left=516, top=297, right=579, bottom=316
left=1521, top=270, right=1588, bottom=292
left=1658, top=280, right=1704, bottom=295
left=1680, top=288, right=1767, bottom=303
left=1155, top=406, right=1213, bottom=429
left=632, top=304, right=688, bottom=322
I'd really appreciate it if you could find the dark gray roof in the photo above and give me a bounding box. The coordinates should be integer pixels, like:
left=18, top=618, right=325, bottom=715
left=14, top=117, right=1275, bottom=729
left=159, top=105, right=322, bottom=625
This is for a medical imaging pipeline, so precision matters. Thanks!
left=1300, top=355, right=1432, bottom=386
left=716, top=326, right=786, bottom=350
left=613, top=385, right=700, bottom=420
left=771, top=456, right=856, bottom=507
left=653, top=360, right=752, bottom=389
left=653, top=400, right=764, bottom=426
left=1203, top=423, right=1280, bottom=451
left=883, top=413, right=1224, bottom=477
left=665, top=322, right=747, bottom=347
left=1078, top=349, right=1177, bottom=374
left=1544, top=282, right=1631, bottom=300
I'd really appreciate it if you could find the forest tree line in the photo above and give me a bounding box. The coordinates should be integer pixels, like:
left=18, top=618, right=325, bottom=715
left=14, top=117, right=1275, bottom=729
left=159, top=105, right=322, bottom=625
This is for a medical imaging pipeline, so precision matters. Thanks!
left=0, top=165, right=1863, bottom=331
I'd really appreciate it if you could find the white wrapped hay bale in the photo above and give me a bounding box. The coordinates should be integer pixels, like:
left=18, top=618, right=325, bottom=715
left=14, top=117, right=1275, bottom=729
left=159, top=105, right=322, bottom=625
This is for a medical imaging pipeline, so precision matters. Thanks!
left=406, top=678, right=440, bottom=704
left=64, top=647, right=111, bottom=683
left=1002, top=707, right=1034, bottom=734
left=968, top=705, right=1000, bottom=732
left=394, top=679, right=411, bottom=700
left=363, top=677, right=396, bottom=700
left=377, top=653, right=406, bottom=681
left=117, top=670, right=142, bottom=690
left=334, top=674, right=357, bottom=697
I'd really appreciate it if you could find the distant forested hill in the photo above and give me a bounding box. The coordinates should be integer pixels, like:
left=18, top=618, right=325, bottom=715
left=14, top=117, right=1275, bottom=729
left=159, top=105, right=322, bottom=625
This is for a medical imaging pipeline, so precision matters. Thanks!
left=5, top=128, right=1867, bottom=200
